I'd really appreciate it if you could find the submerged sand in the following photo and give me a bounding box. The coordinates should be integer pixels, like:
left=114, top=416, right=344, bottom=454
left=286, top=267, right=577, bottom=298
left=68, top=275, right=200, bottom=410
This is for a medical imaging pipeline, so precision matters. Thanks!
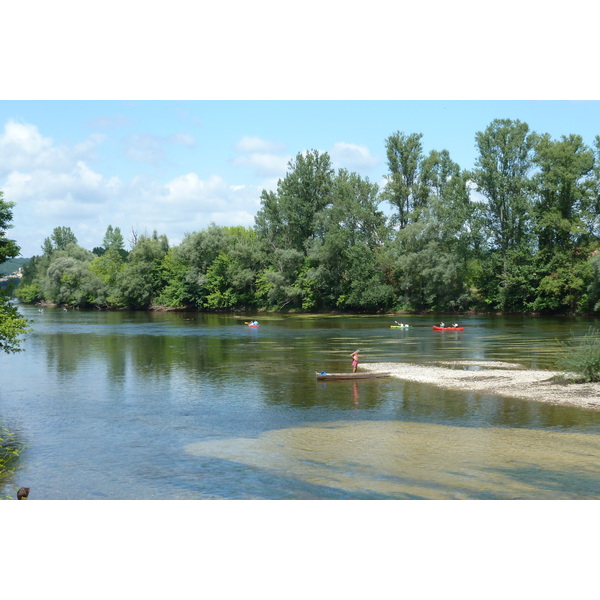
left=360, top=360, right=600, bottom=410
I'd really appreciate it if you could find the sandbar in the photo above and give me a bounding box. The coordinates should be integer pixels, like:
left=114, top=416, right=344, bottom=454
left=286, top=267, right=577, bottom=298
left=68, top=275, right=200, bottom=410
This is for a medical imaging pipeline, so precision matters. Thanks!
left=360, top=360, right=600, bottom=410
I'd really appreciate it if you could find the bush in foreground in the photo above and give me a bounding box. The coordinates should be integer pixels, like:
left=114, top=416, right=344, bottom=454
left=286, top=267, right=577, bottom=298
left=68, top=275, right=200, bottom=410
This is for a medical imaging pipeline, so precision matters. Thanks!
left=557, top=327, right=600, bottom=383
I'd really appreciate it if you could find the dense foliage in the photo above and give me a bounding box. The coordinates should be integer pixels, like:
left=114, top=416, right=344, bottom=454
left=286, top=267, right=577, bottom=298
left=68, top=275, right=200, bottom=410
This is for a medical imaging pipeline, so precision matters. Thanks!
left=0, top=191, right=30, bottom=352
left=13, top=119, right=600, bottom=314
left=0, top=423, right=20, bottom=498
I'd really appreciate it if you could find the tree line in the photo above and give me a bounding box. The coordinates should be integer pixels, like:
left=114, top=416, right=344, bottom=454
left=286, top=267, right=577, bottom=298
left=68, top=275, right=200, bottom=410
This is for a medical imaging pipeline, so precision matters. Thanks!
left=12, top=118, right=600, bottom=314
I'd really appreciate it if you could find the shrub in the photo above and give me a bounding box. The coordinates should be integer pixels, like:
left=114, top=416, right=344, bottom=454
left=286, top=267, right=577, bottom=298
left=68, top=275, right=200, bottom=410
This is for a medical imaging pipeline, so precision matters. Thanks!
left=0, top=423, right=20, bottom=499
left=557, top=327, right=600, bottom=382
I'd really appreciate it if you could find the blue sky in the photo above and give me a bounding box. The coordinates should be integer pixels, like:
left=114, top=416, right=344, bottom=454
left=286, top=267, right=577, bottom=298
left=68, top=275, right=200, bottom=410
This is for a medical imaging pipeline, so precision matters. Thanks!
left=2, top=100, right=599, bottom=257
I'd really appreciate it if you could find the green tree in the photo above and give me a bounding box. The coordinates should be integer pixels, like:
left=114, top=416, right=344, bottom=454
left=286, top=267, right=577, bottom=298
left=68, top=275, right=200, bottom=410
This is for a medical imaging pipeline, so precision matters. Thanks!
left=14, top=254, right=46, bottom=303
left=472, top=119, right=535, bottom=256
left=204, top=252, right=240, bottom=309
left=394, top=243, right=470, bottom=311
left=307, top=169, right=392, bottom=310
left=390, top=149, right=478, bottom=311
left=255, top=150, right=334, bottom=254
left=89, top=248, right=124, bottom=289
left=471, top=119, right=536, bottom=310
left=588, top=136, right=600, bottom=238
left=114, top=231, right=169, bottom=308
left=42, top=243, right=103, bottom=307
left=176, top=225, right=264, bottom=310
left=530, top=133, right=597, bottom=313
left=154, top=248, right=191, bottom=308
left=381, top=132, right=428, bottom=230
left=103, top=225, right=125, bottom=251
left=587, top=251, right=600, bottom=312
left=46, top=226, right=78, bottom=252
left=0, top=190, right=30, bottom=352
left=254, top=151, right=335, bottom=309
left=254, top=250, right=304, bottom=309
left=533, top=133, right=595, bottom=252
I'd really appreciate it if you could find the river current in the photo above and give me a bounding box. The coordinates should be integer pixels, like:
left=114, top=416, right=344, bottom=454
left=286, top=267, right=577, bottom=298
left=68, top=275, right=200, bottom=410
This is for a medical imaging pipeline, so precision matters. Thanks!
left=2, top=306, right=600, bottom=499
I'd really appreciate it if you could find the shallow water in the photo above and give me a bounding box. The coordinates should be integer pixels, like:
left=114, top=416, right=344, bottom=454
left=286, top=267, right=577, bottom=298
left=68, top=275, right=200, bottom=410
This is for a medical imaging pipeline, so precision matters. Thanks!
left=2, top=307, right=600, bottom=499
left=187, top=421, right=600, bottom=499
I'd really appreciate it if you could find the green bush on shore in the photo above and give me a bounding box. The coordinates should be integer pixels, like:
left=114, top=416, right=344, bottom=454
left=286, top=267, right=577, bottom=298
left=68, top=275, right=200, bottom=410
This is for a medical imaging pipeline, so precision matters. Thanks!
left=0, top=424, right=20, bottom=499
left=557, top=327, right=600, bottom=383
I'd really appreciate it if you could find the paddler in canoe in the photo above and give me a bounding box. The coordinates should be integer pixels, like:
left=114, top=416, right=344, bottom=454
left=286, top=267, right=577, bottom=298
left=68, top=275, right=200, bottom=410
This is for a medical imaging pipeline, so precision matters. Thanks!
left=433, top=322, right=464, bottom=331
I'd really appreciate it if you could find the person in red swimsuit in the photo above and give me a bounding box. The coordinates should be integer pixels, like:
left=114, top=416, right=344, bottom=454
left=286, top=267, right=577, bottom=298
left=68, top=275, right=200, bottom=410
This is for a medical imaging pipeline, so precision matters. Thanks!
left=350, top=349, right=360, bottom=373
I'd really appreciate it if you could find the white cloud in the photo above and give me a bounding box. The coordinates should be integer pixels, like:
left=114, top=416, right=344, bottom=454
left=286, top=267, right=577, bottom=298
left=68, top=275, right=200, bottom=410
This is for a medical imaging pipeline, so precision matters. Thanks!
left=232, top=135, right=290, bottom=178
left=6, top=163, right=113, bottom=206
left=330, top=141, right=381, bottom=171
left=0, top=120, right=104, bottom=176
left=115, top=174, right=261, bottom=248
left=2, top=119, right=262, bottom=256
left=232, top=152, right=290, bottom=177
left=163, top=173, right=261, bottom=219
left=9, top=166, right=263, bottom=255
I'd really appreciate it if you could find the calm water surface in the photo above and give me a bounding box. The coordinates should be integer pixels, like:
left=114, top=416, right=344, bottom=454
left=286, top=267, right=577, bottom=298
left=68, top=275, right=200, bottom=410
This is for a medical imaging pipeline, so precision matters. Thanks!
left=3, top=306, right=600, bottom=499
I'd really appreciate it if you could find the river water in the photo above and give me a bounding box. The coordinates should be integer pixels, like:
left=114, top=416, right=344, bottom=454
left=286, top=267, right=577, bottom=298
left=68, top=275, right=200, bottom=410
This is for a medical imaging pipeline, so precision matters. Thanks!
left=3, top=306, right=600, bottom=499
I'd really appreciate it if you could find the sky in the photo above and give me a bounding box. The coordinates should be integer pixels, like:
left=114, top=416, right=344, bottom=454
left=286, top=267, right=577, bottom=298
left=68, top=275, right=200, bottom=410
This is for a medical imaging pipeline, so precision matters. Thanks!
left=2, top=100, right=600, bottom=257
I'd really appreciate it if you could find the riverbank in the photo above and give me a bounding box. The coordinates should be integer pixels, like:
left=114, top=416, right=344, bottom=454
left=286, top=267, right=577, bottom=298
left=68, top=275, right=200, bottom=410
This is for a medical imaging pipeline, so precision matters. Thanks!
left=360, top=360, right=600, bottom=410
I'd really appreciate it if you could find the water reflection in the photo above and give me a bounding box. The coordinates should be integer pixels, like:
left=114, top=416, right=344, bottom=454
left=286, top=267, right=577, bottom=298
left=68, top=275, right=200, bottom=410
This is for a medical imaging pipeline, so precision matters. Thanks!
left=4, top=306, right=600, bottom=499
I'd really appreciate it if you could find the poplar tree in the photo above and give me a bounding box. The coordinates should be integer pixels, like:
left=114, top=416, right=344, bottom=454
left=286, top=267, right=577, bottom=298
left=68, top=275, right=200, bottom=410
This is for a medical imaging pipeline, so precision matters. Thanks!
left=381, top=132, right=427, bottom=229
left=471, top=119, right=536, bottom=310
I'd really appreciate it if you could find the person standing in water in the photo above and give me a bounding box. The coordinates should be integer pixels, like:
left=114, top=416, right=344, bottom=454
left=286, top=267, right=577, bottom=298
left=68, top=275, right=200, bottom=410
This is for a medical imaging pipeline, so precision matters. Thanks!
left=350, top=349, right=360, bottom=373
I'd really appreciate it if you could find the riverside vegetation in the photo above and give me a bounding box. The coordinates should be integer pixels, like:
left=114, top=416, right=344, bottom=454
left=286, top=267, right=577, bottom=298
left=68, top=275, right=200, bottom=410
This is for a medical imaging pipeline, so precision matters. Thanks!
left=13, top=119, right=600, bottom=316
left=0, top=190, right=29, bottom=498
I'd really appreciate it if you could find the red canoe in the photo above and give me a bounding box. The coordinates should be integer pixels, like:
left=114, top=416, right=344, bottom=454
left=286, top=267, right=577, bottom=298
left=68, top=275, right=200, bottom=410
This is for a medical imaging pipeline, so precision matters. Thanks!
left=432, top=326, right=464, bottom=331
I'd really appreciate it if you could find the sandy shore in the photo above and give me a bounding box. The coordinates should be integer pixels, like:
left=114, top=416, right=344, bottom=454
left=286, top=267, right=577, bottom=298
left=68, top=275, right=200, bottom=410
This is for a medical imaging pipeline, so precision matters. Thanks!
left=360, top=360, right=600, bottom=410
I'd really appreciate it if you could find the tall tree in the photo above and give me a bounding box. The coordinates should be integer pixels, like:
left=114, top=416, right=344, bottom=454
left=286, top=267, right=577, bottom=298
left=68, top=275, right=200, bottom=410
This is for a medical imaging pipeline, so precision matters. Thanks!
left=46, top=226, right=78, bottom=251
left=255, top=150, right=334, bottom=253
left=472, top=119, right=535, bottom=256
left=381, top=132, right=427, bottom=229
left=254, top=150, right=335, bottom=309
left=393, top=149, right=477, bottom=311
left=471, top=119, right=536, bottom=310
left=533, top=133, right=594, bottom=251
left=530, top=133, right=596, bottom=312
left=307, top=169, right=392, bottom=310
left=114, top=231, right=169, bottom=308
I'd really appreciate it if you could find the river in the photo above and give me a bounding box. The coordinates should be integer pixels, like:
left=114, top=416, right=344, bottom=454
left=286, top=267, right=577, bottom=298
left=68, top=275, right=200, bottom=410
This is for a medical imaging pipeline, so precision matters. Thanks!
left=2, top=306, right=600, bottom=499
